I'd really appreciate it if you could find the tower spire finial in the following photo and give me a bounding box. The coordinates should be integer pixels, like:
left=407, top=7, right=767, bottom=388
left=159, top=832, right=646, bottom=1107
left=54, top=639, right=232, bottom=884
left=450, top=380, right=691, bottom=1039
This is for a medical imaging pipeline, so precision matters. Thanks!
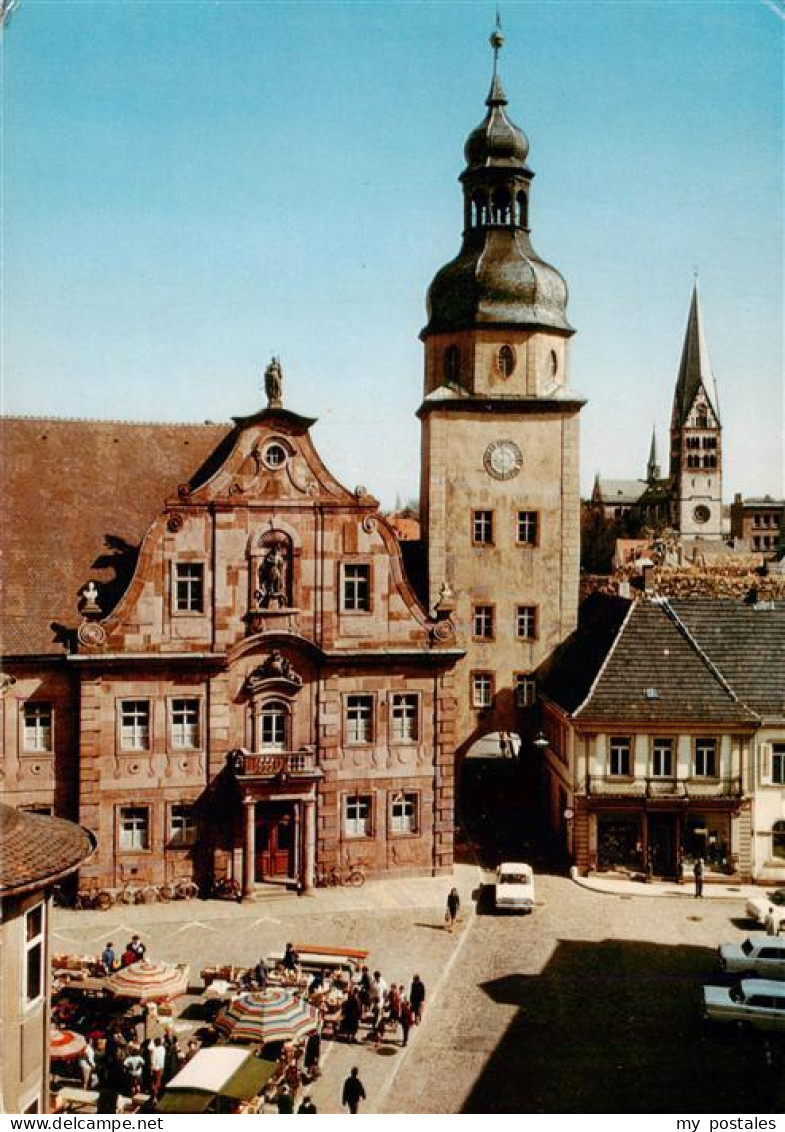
left=490, top=9, right=505, bottom=78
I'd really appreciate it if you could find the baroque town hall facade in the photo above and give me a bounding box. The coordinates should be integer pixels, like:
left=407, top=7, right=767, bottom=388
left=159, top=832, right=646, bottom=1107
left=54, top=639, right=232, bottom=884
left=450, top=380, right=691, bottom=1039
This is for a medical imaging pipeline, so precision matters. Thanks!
left=1, top=35, right=582, bottom=896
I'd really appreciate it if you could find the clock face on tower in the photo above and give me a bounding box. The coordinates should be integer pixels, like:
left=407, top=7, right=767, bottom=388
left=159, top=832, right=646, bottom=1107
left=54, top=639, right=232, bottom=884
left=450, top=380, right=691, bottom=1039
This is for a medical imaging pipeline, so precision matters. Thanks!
left=484, top=439, right=523, bottom=481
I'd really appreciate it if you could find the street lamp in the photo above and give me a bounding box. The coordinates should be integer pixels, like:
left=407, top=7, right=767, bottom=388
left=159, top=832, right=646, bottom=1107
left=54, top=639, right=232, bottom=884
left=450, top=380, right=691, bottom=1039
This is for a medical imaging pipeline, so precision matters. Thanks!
left=533, top=732, right=549, bottom=750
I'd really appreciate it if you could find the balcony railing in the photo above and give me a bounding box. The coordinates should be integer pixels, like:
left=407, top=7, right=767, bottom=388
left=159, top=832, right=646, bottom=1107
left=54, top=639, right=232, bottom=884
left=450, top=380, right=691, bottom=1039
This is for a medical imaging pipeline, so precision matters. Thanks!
left=227, top=749, right=319, bottom=778
left=585, top=775, right=743, bottom=799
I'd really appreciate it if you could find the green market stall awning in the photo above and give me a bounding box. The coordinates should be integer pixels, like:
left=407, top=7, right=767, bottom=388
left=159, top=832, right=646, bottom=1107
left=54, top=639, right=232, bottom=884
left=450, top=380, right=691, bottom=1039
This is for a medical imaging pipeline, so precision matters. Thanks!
left=158, top=1047, right=276, bottom=1114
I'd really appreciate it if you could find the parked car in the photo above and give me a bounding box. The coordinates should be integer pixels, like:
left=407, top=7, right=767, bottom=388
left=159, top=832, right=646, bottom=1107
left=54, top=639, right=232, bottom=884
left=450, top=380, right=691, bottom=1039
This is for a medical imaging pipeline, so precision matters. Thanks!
left=703, top=978, right=785, bottom=1032
left=718, top=935, right=785, bottom=978
left=746, top=888, right=785, bottom=926
left=495, top=862, right=535, bottom=913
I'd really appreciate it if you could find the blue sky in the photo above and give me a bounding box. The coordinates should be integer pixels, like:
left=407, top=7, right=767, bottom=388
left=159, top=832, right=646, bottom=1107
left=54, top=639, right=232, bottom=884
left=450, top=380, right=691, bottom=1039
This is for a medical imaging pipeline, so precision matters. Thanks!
left=3, top=0, right=783, bottom=507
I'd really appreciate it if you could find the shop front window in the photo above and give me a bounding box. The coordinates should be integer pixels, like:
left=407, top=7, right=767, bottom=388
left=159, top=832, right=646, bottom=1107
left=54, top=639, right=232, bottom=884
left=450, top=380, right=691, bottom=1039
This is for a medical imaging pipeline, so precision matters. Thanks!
left=597, top=815, right=641, bottom=870
left=683, top=813, right=730, bottom=871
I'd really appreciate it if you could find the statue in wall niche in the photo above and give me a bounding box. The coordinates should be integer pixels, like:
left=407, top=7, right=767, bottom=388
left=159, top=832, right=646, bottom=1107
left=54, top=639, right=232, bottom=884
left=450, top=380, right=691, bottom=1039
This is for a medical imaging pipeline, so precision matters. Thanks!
left=264, top=356, right=283, bottom=407
left=256, top=543, right=288, bottom=608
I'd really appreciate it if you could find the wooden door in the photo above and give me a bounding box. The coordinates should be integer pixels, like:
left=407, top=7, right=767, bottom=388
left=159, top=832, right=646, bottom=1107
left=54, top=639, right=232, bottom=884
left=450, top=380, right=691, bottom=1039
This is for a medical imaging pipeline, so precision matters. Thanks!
left=255, top=805, right=293, bottom=880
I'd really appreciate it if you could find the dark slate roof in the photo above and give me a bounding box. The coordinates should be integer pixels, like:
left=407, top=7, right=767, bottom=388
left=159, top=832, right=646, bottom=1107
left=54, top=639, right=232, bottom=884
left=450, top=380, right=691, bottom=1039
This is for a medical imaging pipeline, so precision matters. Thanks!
left=541, top=593, right=633, bottom=713
left=544, top=595, right=758, bottom=725
left=0, top=804, right=95, bottom=896
left=671, top=599, right=785, bottom=720
left=1, top=417, right=229, bottom=656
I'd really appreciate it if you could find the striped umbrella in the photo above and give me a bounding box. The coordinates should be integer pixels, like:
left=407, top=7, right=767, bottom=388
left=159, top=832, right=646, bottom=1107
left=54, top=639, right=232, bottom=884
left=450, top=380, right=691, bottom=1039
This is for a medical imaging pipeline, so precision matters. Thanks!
left=50, top=1028, right=87, bottom=1061
left=105, top=960, right=189, bottom=1002
left=214, top=988, right=319, bottom=1044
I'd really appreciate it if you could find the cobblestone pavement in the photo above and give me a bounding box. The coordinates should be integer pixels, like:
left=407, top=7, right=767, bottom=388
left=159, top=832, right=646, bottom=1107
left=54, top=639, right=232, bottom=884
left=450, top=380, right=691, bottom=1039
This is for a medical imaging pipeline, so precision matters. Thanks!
left=52, top=870, right=784, bottom=1115
left=381, top=873, right=785, bottom=1114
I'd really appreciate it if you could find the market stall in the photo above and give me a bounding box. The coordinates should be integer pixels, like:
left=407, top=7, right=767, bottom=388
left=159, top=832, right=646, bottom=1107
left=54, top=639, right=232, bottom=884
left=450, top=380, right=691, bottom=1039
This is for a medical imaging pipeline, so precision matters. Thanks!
left=158, top=1047, right=276, bottom=1114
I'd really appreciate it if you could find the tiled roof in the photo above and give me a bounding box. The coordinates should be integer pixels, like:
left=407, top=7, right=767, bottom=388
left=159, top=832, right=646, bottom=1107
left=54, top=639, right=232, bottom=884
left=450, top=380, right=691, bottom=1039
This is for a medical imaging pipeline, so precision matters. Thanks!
left=544, top=595, right=758, bottom=725
left=541, top=593, right=632, bottom=713
left=1, top=417, right=229, bottom=656
left=0, top=804, right=95, bottom=895
left=671, top=599, right=785, bottom=720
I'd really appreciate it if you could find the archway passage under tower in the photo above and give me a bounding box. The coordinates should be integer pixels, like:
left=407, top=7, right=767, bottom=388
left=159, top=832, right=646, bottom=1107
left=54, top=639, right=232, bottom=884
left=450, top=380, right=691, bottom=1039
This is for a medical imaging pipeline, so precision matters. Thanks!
left=456, top=730, right=546, bottom=871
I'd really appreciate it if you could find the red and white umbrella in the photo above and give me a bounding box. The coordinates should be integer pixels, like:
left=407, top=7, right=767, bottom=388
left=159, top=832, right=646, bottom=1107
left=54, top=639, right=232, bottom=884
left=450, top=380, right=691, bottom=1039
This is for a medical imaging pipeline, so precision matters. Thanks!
left=215, top=988, right=319, bottom=1044
left=105, top=960, right=189, bottom=1002
left=50, top=1028, right=87, bottom=1061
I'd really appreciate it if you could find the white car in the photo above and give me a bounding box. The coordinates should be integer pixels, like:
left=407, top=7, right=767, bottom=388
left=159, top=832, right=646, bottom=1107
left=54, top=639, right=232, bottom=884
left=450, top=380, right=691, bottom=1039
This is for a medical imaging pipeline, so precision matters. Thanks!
left=746, top=888, right=785, bottom=927
left=495, top=862, right=535, bottom=913
left=718, top=935, right=785, bottom=978
left=703, top=979, right=785, bottom=1032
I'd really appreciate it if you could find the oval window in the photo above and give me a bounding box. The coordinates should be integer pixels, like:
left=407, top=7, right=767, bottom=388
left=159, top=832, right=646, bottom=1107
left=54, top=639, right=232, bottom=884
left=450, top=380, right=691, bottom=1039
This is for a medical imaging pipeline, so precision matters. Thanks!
left=498, top=345, right=516, bottom=378
left=443, top=345, right=461, bottom=384
left=264, top=443, right=288, bottom=469
left=693, top=505, right=710, bottom=524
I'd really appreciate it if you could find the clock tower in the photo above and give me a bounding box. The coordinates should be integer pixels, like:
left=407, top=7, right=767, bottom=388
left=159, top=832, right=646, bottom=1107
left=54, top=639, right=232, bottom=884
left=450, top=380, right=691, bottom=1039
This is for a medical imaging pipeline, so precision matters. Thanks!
left=418, top=27, right=584, bottom=749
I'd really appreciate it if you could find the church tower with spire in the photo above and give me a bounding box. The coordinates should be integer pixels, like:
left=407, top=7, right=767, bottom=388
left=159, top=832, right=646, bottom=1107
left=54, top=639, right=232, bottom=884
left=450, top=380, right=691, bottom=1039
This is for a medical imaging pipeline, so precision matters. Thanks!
left=418, top=25, right=584, bottom=746
left=669, top=283, right=723, bottom=538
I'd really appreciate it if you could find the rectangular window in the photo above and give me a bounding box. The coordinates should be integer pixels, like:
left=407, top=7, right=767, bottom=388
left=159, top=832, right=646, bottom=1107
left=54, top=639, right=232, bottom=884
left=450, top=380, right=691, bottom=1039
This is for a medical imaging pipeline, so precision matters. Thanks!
left=609, top=737, right=632, bottom=777
left=23, top=703, right=52, bottom=752
left=169, top=804, right=197, bottom=847
left=516, top=605, right=537, bottom=640
left=346, top=695, right=373, bottom=744
left=652, top=738, right=673, bottom=778
left=24, top=903, right=44, bottom=1008
left=390, top=792, right=418, bottom=835
left=120, top=700, right=150, bottom=750
left=174, top=563, right=204, bottom=613
left=171, top=698, right=201, bottom=749
left=472, top=510, right=494, bottom=546
left=473, top=604, right=494, bottom=640
left=694, top=738, right=717, bottom=777
left=344, top=794, right=372, bottom=838
left=773, top=744, right=785, bottom=786
left=517, top=511, right=539, bottom=546
left=342, top=564, right=371, bottom=612
left=471, top=672, right=494, bottom=709
left=513, top=674, right=536, bottom=709
left=391, top=694, right=418, bottom=742
left=119, top=806, right=150, bottom=851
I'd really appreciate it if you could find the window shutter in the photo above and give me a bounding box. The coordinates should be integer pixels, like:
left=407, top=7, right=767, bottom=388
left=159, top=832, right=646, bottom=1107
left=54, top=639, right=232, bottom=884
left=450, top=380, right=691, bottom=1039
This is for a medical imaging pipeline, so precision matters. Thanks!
left=760, top=743, right=773, bottom=786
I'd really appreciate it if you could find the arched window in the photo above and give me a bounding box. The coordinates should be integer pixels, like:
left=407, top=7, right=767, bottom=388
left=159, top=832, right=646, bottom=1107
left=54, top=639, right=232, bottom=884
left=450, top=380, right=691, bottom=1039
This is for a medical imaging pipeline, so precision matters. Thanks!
left=443, top=345, right=461, bottom=384
left=773, top=820, right=785, bottom=860
left=258, top=700, right=288, bottom=752
left=498, top=345, right=516, bottom=378
left=492, top=188, right=511, bottom=225
left=516, top=191, right=529, bottom=228
left=471, top=192, right=487, bottom=227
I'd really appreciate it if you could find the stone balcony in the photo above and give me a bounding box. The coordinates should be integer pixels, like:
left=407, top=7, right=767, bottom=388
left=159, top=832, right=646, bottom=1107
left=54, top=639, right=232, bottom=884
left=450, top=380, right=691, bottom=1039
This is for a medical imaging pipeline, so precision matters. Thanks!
left=227, top=748, right=322, bottom=780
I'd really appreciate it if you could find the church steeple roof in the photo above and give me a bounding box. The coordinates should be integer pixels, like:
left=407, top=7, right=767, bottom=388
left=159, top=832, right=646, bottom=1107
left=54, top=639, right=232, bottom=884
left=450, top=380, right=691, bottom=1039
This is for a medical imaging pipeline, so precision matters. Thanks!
left=671, top=282, right=721, bottom=427
left=423, top=23, right=572, bottom=338
left=647, top=427, right=660, bottom=482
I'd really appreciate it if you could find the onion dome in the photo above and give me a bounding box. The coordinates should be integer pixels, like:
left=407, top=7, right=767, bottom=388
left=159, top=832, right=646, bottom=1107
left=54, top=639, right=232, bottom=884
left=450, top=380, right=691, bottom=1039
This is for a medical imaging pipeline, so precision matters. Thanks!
left=464, top=73, right=530, bottom=171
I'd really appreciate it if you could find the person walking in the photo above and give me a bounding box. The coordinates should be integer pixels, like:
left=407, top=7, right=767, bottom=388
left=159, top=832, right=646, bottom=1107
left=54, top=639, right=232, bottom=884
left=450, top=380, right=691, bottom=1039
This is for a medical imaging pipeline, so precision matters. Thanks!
left=78, top=1038, right=97, bottom=1089
left=410, top=974, right=426, bottom=1023
left=693, top=857, right=704, bottom=898
left=399, top=995, right=414, bottom=1047
left=342, top=987, right=362, bottom=1043
left=341, top=1067, right=366, bottom=1114
left=298, top=1096, right=318, bottom=1113
left=149, top=1037, right=165, bottom=1099
left=445, top=886, right=460, bottom=932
